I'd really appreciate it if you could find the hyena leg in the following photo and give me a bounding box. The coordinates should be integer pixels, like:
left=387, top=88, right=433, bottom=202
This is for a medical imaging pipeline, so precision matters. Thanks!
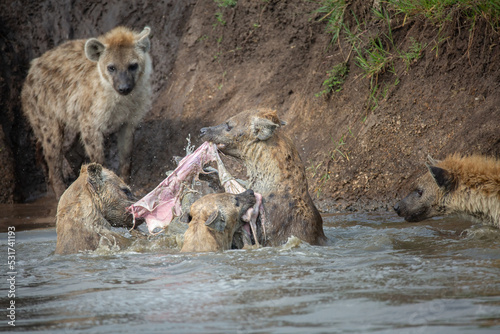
left=61, top=132, right=79, bottom=182
left=41, top=123, right=65, bottom=198
left=117, top=123, right=135, bottom=180
left=81, top=128, right=105, bottom=165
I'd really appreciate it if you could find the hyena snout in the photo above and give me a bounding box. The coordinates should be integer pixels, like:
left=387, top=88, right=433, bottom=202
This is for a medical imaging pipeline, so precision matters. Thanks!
left=393, top=195, right=415, bottom=221
left=199, top=124, right=232, bottom=150
left=199, top=125, right=225, bottom=146
left=393, top=202, right=401, bottom=215
left=199, top=124, right=226, bottom=139
left=199, top=127, right=208, bottom=137
left=235, top=189, right=256, bottom=214
left=113, top=70, right=136, bottom=95
left=393, top=192, right=433, bottom=223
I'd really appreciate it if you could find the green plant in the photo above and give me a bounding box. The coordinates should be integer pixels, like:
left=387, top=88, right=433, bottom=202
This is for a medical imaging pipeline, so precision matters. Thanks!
left=354, top=36, right=393, bottom=111
left=306, top=160, right=329, bottom=197
left=330, top=132, right=351, bottom=162
left=399, top=37, right=427, bottom=71
left=213, top=0, right=237, bottom=28
left=431, top=33, right=449, bottom=58
left=387, top=0, right=500, bottom=30
left=315, top=0, right=347, bottom=46
left=367, top=82, right=380, bottom=112
left=215, top=0, right=237, bottom=8
left=306, top=161, right=323, bottom=178
left=316, top=62, right=349, bottom=97
left=316, top=171, right=331, bottom=197
left=197, top=35, right=209, bottom=42
left=348, top=7, right=413, bottom=111
left=373, top=6, right=394, bottom=42
left=355, top=37, right=393, bottom=80
left=214, top=11, right=226, bottom=27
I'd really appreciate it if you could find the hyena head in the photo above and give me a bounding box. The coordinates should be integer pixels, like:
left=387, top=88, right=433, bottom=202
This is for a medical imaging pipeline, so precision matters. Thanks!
left=85, top=26, right=151, bottom=96
left=394, top=156, right=456, bottom=222
left=199, top=108, right=285, bottom=159
left=83, top=163, right=138, bottom=228
left=189, top=190, right=257, bottom=234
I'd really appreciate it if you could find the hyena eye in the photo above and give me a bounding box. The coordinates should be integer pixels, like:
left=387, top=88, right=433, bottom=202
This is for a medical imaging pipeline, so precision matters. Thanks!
left=121, top=187, right=134, bottom=199
left=128, top=63, right=138, bottom=71
left=107, top=65, right=116, bottom=73
left=416, top=189, right=423, bottom=197
left=225, top=122, right=233, bottom=132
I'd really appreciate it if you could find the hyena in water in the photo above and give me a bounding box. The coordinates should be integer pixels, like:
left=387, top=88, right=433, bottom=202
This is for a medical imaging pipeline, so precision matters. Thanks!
left=394, top=154, right=500, bottom=227
left=181, top=190, right=257, bottom=253
left=200, top=108, right=327, bottom=246
left=21, top=26, right=152, bottom=198
left=55, top=163, right=137, bottom=255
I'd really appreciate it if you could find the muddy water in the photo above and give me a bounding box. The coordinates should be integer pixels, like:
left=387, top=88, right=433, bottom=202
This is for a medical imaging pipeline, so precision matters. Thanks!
left=1, top=204, right=500, bottom=333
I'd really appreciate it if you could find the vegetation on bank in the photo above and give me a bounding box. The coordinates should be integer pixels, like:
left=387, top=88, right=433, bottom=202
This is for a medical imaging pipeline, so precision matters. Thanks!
left=387, top=0, right=500, bottom=25
left=315, top=0, right=500, bottom=105
left=310, top=0, right=499, bottom=196
left=207, top=0, right=499, bottom=196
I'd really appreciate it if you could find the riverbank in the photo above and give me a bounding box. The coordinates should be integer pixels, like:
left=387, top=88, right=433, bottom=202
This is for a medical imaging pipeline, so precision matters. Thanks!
left=1, top=0, right=499, bottom=212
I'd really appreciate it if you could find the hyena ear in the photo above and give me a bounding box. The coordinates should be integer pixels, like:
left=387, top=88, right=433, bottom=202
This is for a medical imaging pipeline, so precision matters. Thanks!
left=85, top=38, right=106, bottom=62
left=136, top=26, right=151, bottom=53
left=205, top=209, right=226, bottom=232
left=252, top=117, right=280, bottom=141
left=79, top=164, right=88, bottom=174
left=86, top=163, right=104, bottom=193
left=428, top=166, right=455, bottom=192
left=426, top=154, right=440, bottom=167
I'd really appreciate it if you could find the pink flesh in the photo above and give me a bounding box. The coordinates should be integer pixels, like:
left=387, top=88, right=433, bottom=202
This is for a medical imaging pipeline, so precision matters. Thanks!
left=128, top=141, right=266, bottom=245
left=215, top=153, right=265, bottom=246
left=127, top=142, right=218, bottom=233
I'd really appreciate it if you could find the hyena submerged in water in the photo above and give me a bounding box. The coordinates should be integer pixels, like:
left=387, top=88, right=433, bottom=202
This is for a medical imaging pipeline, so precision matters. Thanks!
left=181, top=190, right=257, bottom=253
left=394, top=154, right=500, bottom=227
left=22, top=26, right=152, bottom=198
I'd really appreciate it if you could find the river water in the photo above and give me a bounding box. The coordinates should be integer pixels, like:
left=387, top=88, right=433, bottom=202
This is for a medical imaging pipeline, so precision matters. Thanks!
left=1, top=200, right=500, bottom=333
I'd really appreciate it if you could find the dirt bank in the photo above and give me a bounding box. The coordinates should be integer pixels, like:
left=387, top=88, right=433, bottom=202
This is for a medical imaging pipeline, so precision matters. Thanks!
left=1, top=0, right=499, bottom=212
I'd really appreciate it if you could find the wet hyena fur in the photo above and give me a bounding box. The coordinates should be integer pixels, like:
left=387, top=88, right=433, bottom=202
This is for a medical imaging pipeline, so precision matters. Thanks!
left=21, top=26, right=152, bottom=198
left=394, top=154, right=500, bottom=227
left=181, top=190, right=256, bottom=252
left=55, top=163, right=138, bottom=255
left=200, top=108, right=326, bottom=246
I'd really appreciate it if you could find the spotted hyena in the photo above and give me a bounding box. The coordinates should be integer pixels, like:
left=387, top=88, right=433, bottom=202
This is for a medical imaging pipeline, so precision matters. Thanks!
left=21, top=26, right=152, bottom=198
left=394, top=154, right=500, bottom=227
left=55, top=163, right=139, bottom=255
left=200, top=108, right=326, bottom=246
left=181, top=190, right=257, bottom=252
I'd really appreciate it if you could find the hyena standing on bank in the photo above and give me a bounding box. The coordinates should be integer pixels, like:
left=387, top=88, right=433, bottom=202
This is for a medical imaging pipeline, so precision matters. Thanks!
left=21, top=26, right=152, bottom=198
left=394, top=154, right=500, bottom=227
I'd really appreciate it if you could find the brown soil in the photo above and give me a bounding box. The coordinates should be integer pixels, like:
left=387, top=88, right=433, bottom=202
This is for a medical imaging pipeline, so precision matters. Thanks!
left=1, top=0, right=499, bottom=212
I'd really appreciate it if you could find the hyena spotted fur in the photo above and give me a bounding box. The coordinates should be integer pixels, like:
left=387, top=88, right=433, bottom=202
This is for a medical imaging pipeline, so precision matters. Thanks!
left=394, top=154, right=500, bottom=227
left=21, top=26, right=152, bottom=198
